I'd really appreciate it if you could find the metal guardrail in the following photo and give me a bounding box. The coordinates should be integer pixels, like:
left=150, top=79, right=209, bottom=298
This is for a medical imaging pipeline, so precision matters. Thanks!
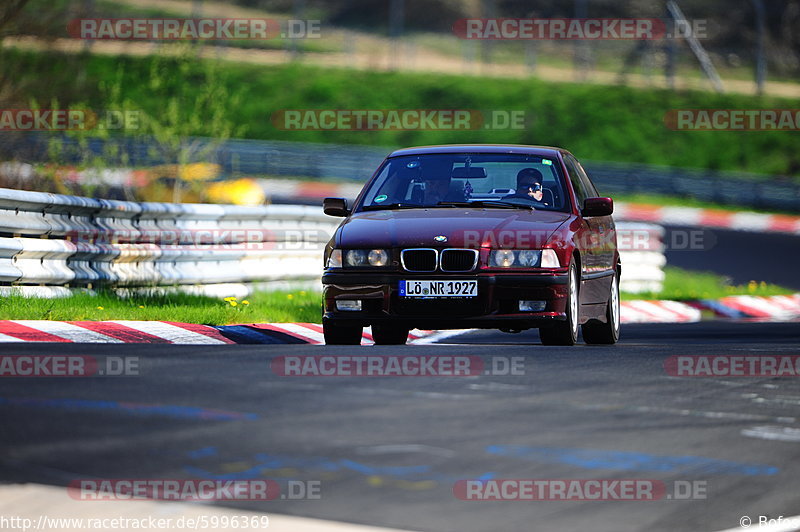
left=0, top=187, right=338, bottom=291
left=3, top=134, right=799, bottom=211
left=616, top=222, right=666, bottom=294
left=0, top=186, right=663, bottom=295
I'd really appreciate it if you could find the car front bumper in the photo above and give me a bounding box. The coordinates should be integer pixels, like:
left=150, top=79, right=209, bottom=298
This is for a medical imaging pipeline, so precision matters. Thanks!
left=322, top=270, right=570, bottom=330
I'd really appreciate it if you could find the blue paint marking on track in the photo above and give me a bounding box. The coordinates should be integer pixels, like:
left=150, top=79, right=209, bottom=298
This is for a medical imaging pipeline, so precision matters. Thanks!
left=214, top=325, right=311, bottom=344
left=697, top=300, right=744, bottom=318
left=187, top=446, right=219, bottom=459
left=213, top=325, right=306, bottom=344
left=485, top=445, right=779, bottom=476
left=0, top=397, right=257, bottom=421
left=184, top=452, right=432, bottom=480
left=183, top=450, right=497, bottom=485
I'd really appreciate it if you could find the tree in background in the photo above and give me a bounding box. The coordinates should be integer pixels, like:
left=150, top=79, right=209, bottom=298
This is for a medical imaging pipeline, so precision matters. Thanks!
left=43, top=44, right=245, bottom=202
left=131, top=46, right=245, bottom=202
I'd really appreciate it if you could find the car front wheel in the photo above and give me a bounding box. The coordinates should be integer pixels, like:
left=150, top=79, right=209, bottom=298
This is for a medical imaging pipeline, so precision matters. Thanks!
left=539, top=261, right=579, bottom=346
left=582, top=270, right=620, bottom=345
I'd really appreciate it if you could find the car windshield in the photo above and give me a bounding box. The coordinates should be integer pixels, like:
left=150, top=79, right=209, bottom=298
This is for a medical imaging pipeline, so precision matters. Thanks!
left=357, top=153, right=570, bottom=213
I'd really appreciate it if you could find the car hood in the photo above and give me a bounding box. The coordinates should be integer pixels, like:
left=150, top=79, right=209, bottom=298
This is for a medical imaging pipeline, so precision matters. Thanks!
left=336, top=208, right=572, bottom=249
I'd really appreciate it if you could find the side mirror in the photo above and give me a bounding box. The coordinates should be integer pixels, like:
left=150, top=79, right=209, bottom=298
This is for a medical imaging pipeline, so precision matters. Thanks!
left=323, top=197, right=350, bottom=217
left=581, top=197, right=613, bottom=217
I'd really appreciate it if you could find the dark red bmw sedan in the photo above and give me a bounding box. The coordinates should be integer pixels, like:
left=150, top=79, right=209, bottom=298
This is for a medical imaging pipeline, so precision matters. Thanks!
left=321, top=145, right=620, bottom=346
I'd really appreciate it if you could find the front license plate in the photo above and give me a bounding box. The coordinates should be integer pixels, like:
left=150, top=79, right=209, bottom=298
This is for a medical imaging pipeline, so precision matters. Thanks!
left=399, top=280, right=477, bottom=298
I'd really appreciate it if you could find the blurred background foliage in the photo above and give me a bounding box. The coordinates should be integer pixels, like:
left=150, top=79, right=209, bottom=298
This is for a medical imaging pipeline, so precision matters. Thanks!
left=0, top=0, right=799, bottom=205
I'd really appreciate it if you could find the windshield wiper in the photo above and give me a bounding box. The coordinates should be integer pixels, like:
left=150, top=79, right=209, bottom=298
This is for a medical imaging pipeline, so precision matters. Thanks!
left=437, top=200, right=534, bottom=210
left=362, top=203, right=424, bottom=211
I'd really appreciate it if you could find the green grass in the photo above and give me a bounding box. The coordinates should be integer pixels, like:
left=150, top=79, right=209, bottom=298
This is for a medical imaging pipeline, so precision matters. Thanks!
left=0, top=289, right=322, bottom=324
left=0, top=267, right=793, bottom=323
left=621, top=266, right=796, bottom=301
left=4, top=48, right=800, bottom=179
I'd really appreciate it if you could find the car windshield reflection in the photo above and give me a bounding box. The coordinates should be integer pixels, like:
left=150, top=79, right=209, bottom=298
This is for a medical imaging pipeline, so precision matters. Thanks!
left=357, top=153, right=569, bottom=213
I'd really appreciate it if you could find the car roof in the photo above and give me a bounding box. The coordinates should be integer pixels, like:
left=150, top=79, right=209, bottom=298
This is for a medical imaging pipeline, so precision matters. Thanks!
left=388, top=144, right=566, bottom=158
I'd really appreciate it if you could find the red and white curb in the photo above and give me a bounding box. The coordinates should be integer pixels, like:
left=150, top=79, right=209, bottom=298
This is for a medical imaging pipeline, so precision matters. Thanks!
left=0, top=320, right=437, bottom=345
left=620, top=300, right=701, bottom=323
left=0, top=295, right=795, bottom=344
left=0, top=320, right=236, bottom=344
left=614, top=203, right=800, bottom=234
left=689, top=294, right=800, bottom=321
left=245, top=323, right=437, bottom=345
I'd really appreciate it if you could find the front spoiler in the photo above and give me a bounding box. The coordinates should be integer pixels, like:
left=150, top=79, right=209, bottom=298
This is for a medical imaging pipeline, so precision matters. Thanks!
left=322, top=270, right=569, bottom=330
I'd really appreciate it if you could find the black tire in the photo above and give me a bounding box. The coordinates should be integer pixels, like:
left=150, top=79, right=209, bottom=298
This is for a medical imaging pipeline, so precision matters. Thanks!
left=582, top=270, right=620, bottom=345
left=323, top=321, right=363, bottom=345
left=371, top=324, right=410, bottom=345
left=539, top=262, right=579, bottom=346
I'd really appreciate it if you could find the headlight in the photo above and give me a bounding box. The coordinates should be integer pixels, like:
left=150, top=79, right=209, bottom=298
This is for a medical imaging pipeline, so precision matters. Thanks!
left=517, top=249, right=540, bottom=267
left=327, top=249, right=343, bottom=268
left=343, top=249, right=390, bottom=267
left=489, top=250, right=515, bottom=267
left=488, top=249, right=543, bottom=268
left=540, top=249, right=560, bottom=268
left=368, top=249, right=389, bottom=267
left=345, top=249, right=368, bottom=266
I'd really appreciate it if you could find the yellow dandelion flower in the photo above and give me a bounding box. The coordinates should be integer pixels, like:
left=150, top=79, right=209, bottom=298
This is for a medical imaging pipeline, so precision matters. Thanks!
left=138, top=305, right=145, bottom=309
left=96, top=306, right=104, bottom=310
left=242, top=300, right=250, bottom=305
left=287, top=294, right=294, bottom=300
left=230, top=301, right=238, bottom=307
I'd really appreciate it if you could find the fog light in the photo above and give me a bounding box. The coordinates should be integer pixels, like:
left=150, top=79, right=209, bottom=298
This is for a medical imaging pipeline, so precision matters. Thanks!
left=336, top=300, right=362, bottom=311
left=519, top=300, right=546, bottom=312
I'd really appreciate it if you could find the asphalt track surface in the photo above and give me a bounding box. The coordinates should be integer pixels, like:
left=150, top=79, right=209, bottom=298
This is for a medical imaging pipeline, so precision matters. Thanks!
left=664, top=225, right=800, bottom=290
left=2, top=322, right=799, bottom=532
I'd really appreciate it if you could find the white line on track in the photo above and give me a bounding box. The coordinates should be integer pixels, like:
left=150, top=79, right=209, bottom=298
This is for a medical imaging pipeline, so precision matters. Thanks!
left=741, top=425, right=800, bottom=443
